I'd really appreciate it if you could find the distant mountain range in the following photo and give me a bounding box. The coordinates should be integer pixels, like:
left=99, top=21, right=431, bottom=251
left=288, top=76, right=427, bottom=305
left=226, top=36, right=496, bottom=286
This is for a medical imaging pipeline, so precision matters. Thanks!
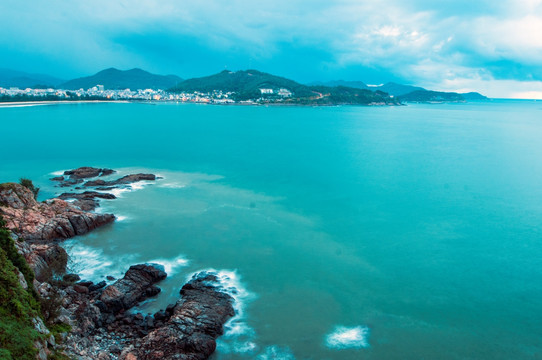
left=60, top=68, right=183, bottom=90
left=0, top=66, right=487, bottom=103
left=312, top=80, right=486, bottom=101
left=0, top=69, right=64, bottom=88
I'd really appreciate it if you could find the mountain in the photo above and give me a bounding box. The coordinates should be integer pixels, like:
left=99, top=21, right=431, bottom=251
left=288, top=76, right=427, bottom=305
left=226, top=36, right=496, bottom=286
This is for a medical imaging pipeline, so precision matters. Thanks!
left=309, top=80, right=369, bottom=89
left=171, top=70, right=398, bottom=104
left=60, top=68, right=183, bottom=90
left=0, top=69, right=64, bottom=88
left=461, top=92, right=488, bottom=100
left=371, top=82, right=426, bottom=96
left=171, top=69, right=315, bottom=99
left=398, top=90, right=465, bottom=102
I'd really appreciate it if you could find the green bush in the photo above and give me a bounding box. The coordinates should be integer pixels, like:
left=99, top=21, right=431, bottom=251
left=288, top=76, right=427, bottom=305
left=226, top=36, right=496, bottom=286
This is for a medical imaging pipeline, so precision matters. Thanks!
left=0, top=215, right=43, bottom=360
left=18, top=178, right=39, bottom=200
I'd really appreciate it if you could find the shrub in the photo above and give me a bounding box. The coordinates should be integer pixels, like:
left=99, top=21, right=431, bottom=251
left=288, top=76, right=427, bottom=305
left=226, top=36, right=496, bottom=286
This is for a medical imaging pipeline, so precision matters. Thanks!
left=18, top=178, right=39, bottom=200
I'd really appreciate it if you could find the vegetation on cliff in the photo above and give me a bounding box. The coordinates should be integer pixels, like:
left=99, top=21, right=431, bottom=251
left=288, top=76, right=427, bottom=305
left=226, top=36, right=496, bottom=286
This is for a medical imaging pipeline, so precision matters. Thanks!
left=0, top=215, right=42, bottom=360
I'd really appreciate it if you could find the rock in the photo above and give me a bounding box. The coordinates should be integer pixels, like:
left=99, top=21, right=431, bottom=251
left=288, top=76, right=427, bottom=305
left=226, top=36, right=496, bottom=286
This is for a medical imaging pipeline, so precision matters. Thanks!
left=84, top=179, right=107, bottom=187
left=16, top=241, right=68, bottom=282
left=16, top=269, right=28, bottom=290
left=74, top=284, right=89, bottom=294
left=89, top=280, right=107, bottom=292
left=153, top=310, right=167, bottom=321
left=106, top=275, right=116, bottom=281
left=50, top=176, right=64, bottom=181
left=77, top=280, right=93, bottom=287
left=63, top=273, right=81, bottom=283
left=165, top=303, right=176, bottom=315
left=58, top=191, right=117, bottom=211
left=100, top=264, right=167, bottom=313
left=84, top=173, right=157, bottom=188
left=64, top=167, right=116, bottom=179
left=0, top=183, right=115, bottom=241
left=134, top=272, right=235, bottom=360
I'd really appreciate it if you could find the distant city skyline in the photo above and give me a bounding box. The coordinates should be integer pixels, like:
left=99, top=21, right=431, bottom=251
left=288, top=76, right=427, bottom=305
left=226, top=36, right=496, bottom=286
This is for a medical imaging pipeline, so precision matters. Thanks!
left=1, top=0, right=541, bottom=98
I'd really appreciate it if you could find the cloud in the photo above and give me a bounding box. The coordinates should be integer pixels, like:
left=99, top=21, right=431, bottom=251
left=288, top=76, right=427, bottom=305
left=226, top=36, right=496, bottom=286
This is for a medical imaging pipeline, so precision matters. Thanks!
left=0, top=0, right=541, bottom=97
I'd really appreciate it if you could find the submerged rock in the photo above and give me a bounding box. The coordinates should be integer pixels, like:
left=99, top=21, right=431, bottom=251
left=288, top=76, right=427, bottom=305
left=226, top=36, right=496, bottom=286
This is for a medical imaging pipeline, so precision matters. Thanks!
left=100, top=264, right=167, bottom=313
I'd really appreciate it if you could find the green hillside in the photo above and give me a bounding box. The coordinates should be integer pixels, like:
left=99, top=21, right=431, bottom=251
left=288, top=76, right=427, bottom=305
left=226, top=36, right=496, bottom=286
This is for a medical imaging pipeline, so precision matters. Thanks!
left=61, top=68, right=183, bottom=90
left=170, top=69, right=316, bottom=100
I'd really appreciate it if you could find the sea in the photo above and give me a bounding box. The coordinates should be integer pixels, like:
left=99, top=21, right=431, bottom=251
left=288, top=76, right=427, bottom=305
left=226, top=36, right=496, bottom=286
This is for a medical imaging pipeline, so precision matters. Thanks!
left=1, top=100, right=542, bottom=359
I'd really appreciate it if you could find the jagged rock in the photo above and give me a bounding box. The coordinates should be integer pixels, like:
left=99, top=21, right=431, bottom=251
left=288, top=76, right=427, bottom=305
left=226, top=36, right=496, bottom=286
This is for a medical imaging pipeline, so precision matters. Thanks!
left=57, top=191, right=116, bottom=211
left=64, top=167, right=116, bottom=179
left=133, top=272, right=235, bottom=360
left=0, top=183, right=115, bottom=241
left=85, top=173, right=157, bottom=188
left=63, top=273, right=81, bottom=283
left=16, top=268, right=28, bottom=290
left=89, top=280, right=107, bottom=292
left=50, top=176, right=65, bottom=181
left=58, top=191, right=116, bottom=201
left=74, top=284, right=89, bottom=294
left=100, top=264, right=167, bottom=313
left=15, top=240, right=68, bottom=282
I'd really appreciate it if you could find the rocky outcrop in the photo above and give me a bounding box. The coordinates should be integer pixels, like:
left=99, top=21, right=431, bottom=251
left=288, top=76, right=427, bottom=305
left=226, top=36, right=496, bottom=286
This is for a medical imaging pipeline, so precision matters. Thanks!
left=58, top=191, right=116, bottom=211
left=0, top=183, right=115, bottom=241
left=85, top=174, right=157, bottom=188
left=14, top=239, right=68, bottom=282
left=99, top=264, right=167, bottom=313
left=123, top=272, right=235, bottom=360
left=64, top=167, right=116, bottom=179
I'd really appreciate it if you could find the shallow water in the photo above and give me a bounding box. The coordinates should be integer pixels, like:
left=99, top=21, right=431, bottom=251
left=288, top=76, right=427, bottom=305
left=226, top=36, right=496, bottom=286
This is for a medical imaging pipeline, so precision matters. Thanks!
left=2, top=100, right=542, bottom=359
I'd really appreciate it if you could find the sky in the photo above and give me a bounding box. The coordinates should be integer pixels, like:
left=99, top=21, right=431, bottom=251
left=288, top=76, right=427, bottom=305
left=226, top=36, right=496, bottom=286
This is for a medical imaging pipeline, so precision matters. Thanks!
left=1, top=0, right=542, bottom=98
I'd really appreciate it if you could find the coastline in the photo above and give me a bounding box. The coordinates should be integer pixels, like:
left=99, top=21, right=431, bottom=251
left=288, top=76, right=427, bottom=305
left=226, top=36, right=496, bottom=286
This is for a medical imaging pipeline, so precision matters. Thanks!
left=0, top=100, right=128, bottom=108
left=0, top=168, right=237, bottom=360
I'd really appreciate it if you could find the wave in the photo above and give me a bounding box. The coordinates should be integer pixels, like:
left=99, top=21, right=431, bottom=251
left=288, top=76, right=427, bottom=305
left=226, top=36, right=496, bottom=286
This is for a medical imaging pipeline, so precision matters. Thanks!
left=61, top=240, right=137, bottom=282
left=147, top=255, right=189, bottom=276
left=325, top=325, right=370, bottom=349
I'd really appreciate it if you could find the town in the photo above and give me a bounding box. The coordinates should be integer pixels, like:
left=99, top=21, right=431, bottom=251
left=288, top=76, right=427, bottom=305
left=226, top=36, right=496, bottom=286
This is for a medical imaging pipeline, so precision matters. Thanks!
left=0, top=84, right=293, bottom=104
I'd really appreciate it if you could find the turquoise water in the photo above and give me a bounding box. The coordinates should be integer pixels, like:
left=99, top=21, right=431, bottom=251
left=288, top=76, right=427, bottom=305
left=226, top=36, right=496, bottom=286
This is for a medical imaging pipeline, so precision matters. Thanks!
left=2, top=101, right=542, bottom=359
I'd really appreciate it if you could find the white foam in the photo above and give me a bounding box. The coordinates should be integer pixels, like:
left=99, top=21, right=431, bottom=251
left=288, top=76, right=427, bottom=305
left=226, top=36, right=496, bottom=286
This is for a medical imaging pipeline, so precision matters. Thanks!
left=325, top=325, right=370, bottom=349
left=187, top=269, right=257, bottom=355
left=62, top=240, right=136, bottom=282
left=50, top=170, right=65, bottom=176
left=257, top=346, right=296, bottom=360
left=147, top=256, right=189, bottom=276
left=116, top=215, right=128, bottom=222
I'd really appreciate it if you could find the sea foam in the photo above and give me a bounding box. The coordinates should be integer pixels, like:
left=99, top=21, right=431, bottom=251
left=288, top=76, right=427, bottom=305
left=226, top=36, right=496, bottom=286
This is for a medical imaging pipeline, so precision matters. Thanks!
left=187, top=269, right=257, bottom=355
left=147, top=256, right=189, bottom=276
left=325, top=325, right=370, bottom=349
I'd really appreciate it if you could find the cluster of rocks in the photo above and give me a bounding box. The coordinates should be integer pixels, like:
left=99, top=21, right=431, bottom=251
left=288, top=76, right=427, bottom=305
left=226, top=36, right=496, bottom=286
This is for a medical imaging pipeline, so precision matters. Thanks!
left=0, top=182, right=115, bottom=241
left=56, top=266, right=234, bottom=360
left=1, top=167, right=236, bottom=360
left=51, top=166, right=157, bottom=192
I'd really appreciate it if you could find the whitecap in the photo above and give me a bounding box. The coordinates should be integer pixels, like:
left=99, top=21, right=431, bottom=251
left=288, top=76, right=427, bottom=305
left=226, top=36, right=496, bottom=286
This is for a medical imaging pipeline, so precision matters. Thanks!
left=325, top=325, right=370, bottom=349
left=50, top=170, right=65, bottom=176
left=147, top=256, right=189, bottom=276
left=116, top=215, right=128, bottom=222
left=186, top=269, right=257, bottom=355
left=62, top=240, right=136, bottom=282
